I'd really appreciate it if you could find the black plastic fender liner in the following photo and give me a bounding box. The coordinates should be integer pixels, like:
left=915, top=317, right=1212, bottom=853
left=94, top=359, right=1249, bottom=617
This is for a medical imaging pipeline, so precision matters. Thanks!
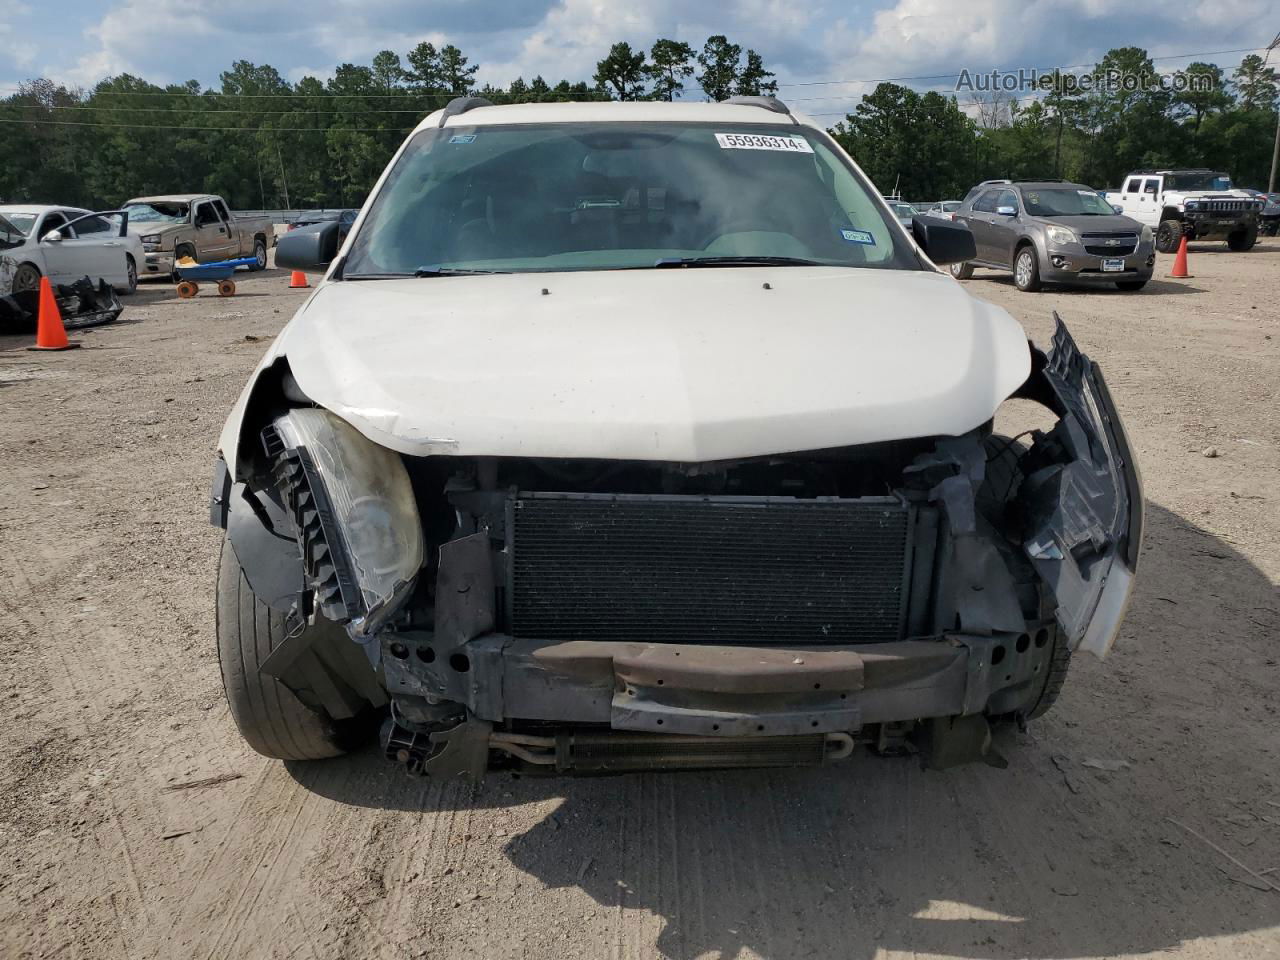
left=224, top=482, right=306, bottom=612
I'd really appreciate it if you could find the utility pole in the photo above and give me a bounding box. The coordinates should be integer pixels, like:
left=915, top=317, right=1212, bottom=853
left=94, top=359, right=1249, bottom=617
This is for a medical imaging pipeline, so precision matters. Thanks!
left=1268, top=32, right=1280, bottom=194
left=275, top=139, right=292, bottom=211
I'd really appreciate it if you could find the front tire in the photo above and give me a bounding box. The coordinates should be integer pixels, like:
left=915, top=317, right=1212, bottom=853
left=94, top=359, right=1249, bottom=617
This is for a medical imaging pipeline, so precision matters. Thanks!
left=216, top=537, right=352, bottom=760
left=1013, top=246, right=1041, bottom=292
left=949, top=260, right=974, bottom=280
left=12, top=262, right=41, bottom=294
left=1227, top=227, right=1257, bottom=252
left=1156, top=219, right=1182, bottom=253
left=123, top=255, right=138, bottom=294
left=250, top=237, right=268, bottom=271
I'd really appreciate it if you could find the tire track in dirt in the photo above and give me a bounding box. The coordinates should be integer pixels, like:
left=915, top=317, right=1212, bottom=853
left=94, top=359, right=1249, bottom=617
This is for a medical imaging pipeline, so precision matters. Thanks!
left=207, top=774, right=328, bottom=960
left=0, top=527, right=170, bottom=950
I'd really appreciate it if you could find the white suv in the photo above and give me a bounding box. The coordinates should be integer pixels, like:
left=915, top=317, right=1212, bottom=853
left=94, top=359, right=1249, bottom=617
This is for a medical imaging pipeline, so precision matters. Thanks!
left=210, top=97, right=1142, bottom=779
left=1105, top=169, right=1264, bottom=252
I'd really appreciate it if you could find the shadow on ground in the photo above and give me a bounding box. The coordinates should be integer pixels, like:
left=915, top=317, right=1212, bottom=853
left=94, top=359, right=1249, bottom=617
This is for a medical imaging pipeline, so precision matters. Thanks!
left=287, top=501, right=1280, bottom=959
left=965, top=272, right=1207, bottom=295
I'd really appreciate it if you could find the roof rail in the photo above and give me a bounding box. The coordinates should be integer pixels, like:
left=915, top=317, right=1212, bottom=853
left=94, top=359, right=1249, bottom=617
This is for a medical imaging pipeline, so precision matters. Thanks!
left=724, top=95, right=792, bottom=116
left=978, top=179, right=1012, bottom=186
left=437, top=96, right=494, bottom=127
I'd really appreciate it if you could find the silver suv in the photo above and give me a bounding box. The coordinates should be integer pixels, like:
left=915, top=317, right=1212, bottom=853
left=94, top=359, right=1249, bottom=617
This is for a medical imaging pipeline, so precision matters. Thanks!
left=950, top=179, right=1155, bottom=292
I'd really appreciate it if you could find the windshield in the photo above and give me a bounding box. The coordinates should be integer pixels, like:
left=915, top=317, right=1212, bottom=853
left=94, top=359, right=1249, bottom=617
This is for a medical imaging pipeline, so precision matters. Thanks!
left=1021, top=188, right=1116, bottom=217
left=123, top=201, right=189, bottom=223
left=344, top=122, right=917, bottom=276
left=890, top=203, right=915, bottom=218
left=1164, top=172, right=1231, bottom=191
left=1, top=212, right=37, bottom=236
left=0, top=213, right=30, bottom=247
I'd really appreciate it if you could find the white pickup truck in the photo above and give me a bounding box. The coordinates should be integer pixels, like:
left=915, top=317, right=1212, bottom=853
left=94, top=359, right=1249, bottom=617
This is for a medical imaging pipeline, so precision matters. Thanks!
left=1104, top=169, right=1263, bottom=253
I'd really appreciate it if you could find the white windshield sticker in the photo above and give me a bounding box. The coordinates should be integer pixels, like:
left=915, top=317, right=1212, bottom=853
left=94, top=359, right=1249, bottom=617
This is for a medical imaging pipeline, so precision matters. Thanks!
left=840, top=228, right=875, bottom=245
left=715, top=132, right=813, bottom=153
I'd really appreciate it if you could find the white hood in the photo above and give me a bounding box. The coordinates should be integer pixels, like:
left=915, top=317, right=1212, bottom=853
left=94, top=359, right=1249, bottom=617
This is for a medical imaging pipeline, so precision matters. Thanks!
left=261, top=266, right=1030, bottom=463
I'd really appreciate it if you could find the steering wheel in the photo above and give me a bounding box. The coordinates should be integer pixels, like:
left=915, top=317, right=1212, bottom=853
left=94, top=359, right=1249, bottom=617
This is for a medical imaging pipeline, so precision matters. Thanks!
left=698, top=217, right=787, bottom=250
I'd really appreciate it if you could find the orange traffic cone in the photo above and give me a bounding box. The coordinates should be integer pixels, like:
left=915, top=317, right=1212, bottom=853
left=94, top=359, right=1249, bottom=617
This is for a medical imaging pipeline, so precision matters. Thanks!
left=27, top=276, right=80, bottom=351
left=1168, top=234, right=1192, bottom=278
left=289, top=270, right=310, bottom=289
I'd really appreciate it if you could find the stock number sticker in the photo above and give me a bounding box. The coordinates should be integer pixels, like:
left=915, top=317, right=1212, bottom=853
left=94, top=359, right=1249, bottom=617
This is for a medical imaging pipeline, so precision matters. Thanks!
left=715, top=132, right=813, bottom=153
left=840, top=228, right=876, bottom=245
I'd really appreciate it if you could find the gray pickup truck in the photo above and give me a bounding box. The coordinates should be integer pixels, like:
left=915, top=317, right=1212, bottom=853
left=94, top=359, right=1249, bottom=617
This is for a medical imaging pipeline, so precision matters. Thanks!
left=123, top=194, right=273, bottom=279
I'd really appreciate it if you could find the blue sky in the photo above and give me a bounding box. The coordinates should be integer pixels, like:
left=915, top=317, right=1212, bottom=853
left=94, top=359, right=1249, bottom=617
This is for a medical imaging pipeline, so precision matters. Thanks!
left=1, top=0, right=1275, bottom=120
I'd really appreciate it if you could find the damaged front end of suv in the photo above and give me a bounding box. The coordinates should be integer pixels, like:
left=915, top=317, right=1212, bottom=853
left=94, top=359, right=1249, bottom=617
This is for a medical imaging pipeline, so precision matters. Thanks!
left=212, top=311, right=1140, bottom=777
left=209, top=98, right=1141, bottom=778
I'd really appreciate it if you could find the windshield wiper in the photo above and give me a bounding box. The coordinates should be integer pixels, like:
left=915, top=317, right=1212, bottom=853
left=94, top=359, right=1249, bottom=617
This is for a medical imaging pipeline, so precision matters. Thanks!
left=650, top=256, right=824, bottom=269
left=414, top=265, right=509, bottom=277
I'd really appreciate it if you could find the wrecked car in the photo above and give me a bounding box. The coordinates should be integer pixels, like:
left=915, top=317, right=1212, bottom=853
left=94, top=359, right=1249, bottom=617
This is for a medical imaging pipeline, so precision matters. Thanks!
left=0, top=205, right=140, bottom=297
left=1, top=213, right=124, bottom=332
left=211, top=97, right=1143, bottom=779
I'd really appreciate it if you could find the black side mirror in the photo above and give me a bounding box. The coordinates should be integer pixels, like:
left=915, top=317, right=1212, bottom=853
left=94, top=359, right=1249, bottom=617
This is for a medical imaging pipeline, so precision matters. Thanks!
left=276, top=220, right=341, bottom=272
left=911, top=215, right=976, bottom=265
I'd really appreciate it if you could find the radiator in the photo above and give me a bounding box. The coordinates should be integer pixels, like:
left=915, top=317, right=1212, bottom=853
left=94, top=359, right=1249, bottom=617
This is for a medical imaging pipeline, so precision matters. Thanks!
left=508, top=493, right=911, bottom=644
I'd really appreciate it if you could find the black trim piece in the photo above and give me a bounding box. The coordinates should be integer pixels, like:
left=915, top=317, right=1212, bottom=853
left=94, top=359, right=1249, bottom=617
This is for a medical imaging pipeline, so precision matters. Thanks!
left=209, top=457, right=232, bottom=528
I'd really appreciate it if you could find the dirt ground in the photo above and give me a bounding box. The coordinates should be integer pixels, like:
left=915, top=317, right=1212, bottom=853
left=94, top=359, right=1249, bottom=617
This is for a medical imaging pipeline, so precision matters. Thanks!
left=1, top=242, right=1277, bottom=960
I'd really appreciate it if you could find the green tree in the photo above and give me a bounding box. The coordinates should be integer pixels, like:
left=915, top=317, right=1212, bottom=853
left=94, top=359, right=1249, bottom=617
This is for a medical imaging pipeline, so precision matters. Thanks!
left=735, top=50, right=777, bottom=96
left=439, top=45, right=478, bottom=94
left=371, top=50, right=407, bottom=94
left=406, top=42, right=443, bottom=90
left=594, top=42, right=647, bottom=100
left=832, top=83, right=977, bottom=199
left=697, top=35, right=741, bottom=101
left=1232, top=54, right=1278, bottom=110
left=1172, top=62, right=1232, bottom=132
left=645, top=39, right=695, bottom=101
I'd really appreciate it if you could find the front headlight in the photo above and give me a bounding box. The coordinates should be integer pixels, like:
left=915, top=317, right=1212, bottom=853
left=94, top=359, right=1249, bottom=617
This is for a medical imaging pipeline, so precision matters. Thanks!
left=1140, top=224, right=1153, bottom=244
left=1045, top=225, right=1078, bottom=245
left=1185, top=201, right=1201, bottom=212
left=140, top=234, right=160, bottom=244
left=267, top=408, right=424, bottom=640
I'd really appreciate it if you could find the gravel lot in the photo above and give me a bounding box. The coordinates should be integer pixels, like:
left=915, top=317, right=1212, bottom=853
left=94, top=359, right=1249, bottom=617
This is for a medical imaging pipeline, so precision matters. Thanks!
left=2, top=243, right=1278, bottom=960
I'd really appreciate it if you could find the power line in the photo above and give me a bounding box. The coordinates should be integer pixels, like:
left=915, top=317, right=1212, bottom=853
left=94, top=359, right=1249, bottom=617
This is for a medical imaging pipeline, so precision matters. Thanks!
left=0, top=85, right=481, bottom=100
left=0, top=116, right=412, bottom=133
left=6, top=102, right=432, bottom=115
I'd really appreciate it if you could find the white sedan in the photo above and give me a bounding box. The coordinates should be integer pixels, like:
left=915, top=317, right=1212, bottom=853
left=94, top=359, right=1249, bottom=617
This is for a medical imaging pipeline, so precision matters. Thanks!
left=0, top=204, right=142, bottom=297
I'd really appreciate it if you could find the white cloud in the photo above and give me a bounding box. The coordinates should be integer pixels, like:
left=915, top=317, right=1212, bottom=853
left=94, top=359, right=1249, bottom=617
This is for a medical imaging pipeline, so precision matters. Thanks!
left=10, top=0, right=1274, bottom=110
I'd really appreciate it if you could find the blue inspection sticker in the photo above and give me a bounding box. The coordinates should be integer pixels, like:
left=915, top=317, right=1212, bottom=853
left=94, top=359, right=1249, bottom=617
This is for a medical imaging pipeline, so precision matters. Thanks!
left=840, top=228, right=876, bottom=245
left=448, top=134, right=477, bottom=144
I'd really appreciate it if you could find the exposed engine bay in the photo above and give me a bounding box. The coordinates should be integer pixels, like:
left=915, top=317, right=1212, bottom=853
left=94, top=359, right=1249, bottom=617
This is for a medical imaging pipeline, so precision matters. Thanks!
left=214, top=315, right=1142, bottom=779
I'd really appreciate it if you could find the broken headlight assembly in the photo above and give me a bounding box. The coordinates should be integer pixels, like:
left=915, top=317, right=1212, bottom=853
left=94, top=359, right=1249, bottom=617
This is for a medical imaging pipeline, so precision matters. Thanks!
left=264, top=408, right=424, bottom=641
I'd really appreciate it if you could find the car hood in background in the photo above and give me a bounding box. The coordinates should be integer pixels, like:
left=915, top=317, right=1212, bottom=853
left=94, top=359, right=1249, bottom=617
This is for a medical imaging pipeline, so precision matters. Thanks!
left=276, top=267, right=1031, bottom=462
left=1037, top=214, right=1144, bottom=234
left=126, top=222, right=186, bottom=236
